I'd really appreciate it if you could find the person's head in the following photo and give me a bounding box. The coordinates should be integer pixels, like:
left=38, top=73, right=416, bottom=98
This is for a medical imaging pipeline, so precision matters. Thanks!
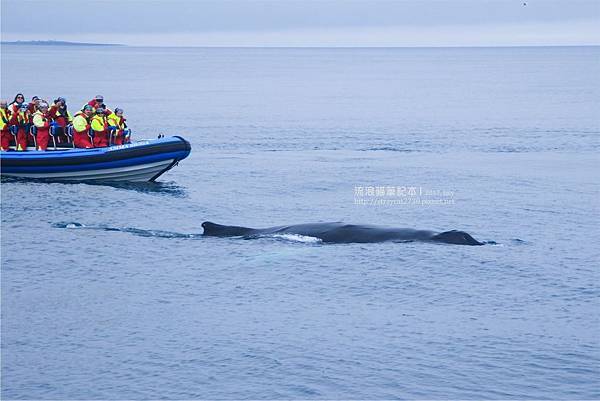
left=19, top=103, right=29, bottom=112
left=38, top=102, right=49, bottom=112
left=115, top=107, right=124, bottom=117
left=94, top=95, right=104, bottom=104
left=0, top=100, right=7, bottom=109
left=83, top=104, right=94, bottom=117
left=56, top=97, right=66, bottom=106
left=32, top=96, right=40, bottom=104
left=13, top=93, right=25, bottom=104
left=96, top=107, right=105, bottom=115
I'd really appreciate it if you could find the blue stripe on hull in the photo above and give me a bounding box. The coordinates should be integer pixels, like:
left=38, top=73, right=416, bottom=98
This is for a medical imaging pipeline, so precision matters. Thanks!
left=0, top=137, right=186, bottom=162
left=2, top=151, right=188, bottom=174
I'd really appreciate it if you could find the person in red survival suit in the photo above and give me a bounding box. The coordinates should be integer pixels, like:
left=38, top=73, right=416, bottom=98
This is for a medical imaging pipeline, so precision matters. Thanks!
left=0, top=100, right=12, bottom=151
left=90, top=106, right=110, bottom=147
left=48, top=97, right=73, bottom=144
left=86, top=94, right=111, bottom=113
left=8, top=103, right=31, bottom=151
left=87, top=94, right=104, bottom=108
left=32, top=102, right=52, bottom=151
left=72, top=105, right=95, bottom=148
left=28, top=96, right=41, bottom=114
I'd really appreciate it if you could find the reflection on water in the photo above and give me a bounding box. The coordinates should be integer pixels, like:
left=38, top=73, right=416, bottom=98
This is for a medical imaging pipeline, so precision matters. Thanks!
left=97, top=180, right=188, bottom=197
left=1, top=176, right=187, bottom=197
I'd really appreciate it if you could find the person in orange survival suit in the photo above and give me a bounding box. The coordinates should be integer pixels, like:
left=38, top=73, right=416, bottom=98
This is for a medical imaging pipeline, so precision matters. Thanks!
left=90, top=106, right=110, bottom=147
left=32, top=102, right=53, bottom=151
left=0, top=100, right=12, bottom=151
left=72, top=105, right=94, bottom=148
left=8, top=103, right=31, bottom=151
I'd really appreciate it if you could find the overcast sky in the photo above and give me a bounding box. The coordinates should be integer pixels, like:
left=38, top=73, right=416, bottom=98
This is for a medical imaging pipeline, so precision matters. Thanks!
left=1, top=0, right=599, bottom=47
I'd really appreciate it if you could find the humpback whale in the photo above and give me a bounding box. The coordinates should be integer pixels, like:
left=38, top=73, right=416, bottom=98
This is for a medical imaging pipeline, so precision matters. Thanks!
left=201, top=221, right=484, bottom=245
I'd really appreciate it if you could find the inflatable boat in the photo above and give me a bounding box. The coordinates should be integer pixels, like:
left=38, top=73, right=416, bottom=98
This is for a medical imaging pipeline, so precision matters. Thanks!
left=0, top=136, right=191, bottom=182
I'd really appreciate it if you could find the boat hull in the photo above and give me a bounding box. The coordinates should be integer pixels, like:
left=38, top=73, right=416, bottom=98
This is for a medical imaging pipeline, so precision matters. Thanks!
left=1, top=136, right=191, bottom=182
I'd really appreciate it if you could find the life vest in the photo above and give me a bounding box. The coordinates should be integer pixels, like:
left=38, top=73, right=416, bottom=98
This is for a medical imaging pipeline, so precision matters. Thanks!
left=53, top=106, right=73, bottom=126
left=13, top=111, right=30, bottom=127
left=0, top=108, right=10, bottom=131
left=33, top=111, right=51, bottom=128
left=73, top=112, right=91, bottom=133
left=107, top=113, right=126, bottom=130
left=91, top=114, right=108, bottom=132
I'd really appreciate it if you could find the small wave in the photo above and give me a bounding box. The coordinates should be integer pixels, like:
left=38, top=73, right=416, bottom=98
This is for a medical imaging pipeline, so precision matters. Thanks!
left=361, top=146, right=414, bottom=152
left=52, top=222, right=200, bottom=239
left=479, top=239, right=525, bottom=246
left=118, top=227, right=201, bottom=239
left=52, top=222, right=86, bottom=229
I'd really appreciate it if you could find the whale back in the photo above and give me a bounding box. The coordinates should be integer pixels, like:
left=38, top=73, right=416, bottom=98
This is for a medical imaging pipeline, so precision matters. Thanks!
left=201, top=221, right=255, bottom=237
left=202, top=221, right=484, bottom=245
left=431, top=230, right=483, bottom=245
left=277, top=224, right=432, bottom=243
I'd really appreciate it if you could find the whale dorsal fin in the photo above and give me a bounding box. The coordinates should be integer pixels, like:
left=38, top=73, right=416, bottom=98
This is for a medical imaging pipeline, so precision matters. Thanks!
left=201, top=221, right=255, bottom=237
left=431, top=230, right=483, bottom=246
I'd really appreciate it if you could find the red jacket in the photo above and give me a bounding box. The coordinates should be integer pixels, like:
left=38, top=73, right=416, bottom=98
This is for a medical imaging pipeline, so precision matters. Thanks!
left=27, top=102, right=38, bottom=114
left=87, top=99, right=112, bottom=115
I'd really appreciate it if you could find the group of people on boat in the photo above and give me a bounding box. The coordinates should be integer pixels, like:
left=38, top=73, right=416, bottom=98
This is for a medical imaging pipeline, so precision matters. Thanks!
left=0, top=94, right=131, bottom=151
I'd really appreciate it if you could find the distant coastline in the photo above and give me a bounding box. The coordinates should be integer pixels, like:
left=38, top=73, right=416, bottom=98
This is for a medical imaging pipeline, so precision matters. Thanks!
left=1, top=41, right=597, bottom=49
left=1, top=40, right=124, bottom=47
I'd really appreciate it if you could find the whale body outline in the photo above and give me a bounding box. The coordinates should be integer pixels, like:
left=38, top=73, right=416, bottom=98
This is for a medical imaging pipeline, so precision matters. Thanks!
left=201, top=221, right=484, bottom=246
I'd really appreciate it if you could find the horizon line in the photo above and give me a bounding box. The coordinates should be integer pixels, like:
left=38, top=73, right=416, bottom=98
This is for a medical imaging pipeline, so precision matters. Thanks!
left=2, top=41, right=599, bottom=49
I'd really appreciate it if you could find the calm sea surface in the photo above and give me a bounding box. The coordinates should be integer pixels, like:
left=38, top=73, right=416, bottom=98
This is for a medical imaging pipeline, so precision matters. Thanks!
left=1, top=46, right=599, bottom=399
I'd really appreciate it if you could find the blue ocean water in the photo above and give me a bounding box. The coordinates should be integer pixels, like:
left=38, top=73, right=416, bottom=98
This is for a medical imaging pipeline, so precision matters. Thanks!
left=1, top=46, right=599, bottom=399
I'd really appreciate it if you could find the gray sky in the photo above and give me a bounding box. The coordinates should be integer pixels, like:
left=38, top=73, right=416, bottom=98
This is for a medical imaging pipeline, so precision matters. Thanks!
left=1, top=0, right=599, bottom=46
